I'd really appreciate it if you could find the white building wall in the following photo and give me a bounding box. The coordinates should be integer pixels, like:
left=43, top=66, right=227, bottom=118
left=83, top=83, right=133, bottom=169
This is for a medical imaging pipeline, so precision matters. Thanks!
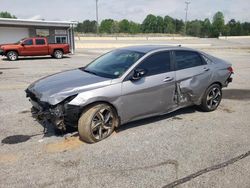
left=0, top=27, right=29, bottom=44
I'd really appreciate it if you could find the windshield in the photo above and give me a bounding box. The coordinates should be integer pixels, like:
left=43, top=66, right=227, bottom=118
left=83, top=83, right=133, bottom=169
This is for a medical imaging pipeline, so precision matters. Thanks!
left=15, top=38, right=26, bottom=44
left=84, top=50, right=145, bottom=78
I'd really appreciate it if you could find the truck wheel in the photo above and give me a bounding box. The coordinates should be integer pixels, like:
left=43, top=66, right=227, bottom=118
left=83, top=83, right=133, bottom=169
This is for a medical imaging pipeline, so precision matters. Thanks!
left=7, top=51, right=18, bottom=61
left=78, top=103, right=119, bottom=143
left=53, top=50, right=63, bottom=59
left=199, top=84, right=222, bottom=112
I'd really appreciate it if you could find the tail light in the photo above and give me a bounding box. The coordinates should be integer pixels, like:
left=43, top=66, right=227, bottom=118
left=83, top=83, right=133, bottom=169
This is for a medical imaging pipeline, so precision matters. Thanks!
left=227, top=66, right=234, bottom=74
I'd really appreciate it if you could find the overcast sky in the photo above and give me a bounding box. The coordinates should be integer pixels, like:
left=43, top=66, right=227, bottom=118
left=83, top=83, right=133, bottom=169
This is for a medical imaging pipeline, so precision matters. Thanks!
left=1, top=0, right=250, bottom=23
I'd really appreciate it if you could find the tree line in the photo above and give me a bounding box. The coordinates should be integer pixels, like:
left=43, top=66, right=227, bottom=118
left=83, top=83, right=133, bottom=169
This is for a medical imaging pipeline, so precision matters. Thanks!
left=1, top=11, right=249, bottom=37
left=75, top=12, right=250, bottom=37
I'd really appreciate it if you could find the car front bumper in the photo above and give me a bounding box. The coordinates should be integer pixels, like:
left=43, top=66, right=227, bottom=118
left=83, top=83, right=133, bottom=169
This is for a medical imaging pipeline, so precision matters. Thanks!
left=26, top=89, right=80, bottom=130
left=0, top=49, right=4, bottom=56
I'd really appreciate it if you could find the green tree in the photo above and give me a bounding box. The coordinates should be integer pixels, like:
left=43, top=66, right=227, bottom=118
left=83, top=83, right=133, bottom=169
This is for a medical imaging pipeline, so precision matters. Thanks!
left=119, top=19, right=130, bottom=33
left=201, top=18, right=212, bottom=37
left=111, top=21, right=120, bottom=33
left=75, top=20, right=97, bottom=33
left=175, top=19, right=185, bottom=34
left=227, top=19, right=243, bottom=36
left=142, top=14, right=158, bottom=33
left=129, top=21, right=141, bottom=34
left=0, top=11, right=17, bottom=18
left=186, top=20, right=202, bottom=36
left=223, top=24, right=230, bottom=36
left=212, top=11, right=225, bottom=37
left=156, top=16, right=164, bottom=33
left=99, top=19, right=116, bottom=34
left=241, top=22, right=250, bottom=35
left=164, top=16, right=175, bottom=33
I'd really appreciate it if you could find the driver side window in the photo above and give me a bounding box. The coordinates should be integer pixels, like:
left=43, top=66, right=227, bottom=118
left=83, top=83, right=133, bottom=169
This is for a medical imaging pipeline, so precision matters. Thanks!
left=137, top=51, right=171, bottom=77
left=23, top=39, right=33, bottom=45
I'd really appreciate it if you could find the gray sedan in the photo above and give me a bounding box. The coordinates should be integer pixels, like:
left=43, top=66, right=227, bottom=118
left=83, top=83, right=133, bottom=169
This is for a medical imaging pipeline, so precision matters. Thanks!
left=26, top=45, right=233, bottom=143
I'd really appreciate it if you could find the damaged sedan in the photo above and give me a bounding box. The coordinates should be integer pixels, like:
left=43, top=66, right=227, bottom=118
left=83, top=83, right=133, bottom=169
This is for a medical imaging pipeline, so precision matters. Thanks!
left=26, top=45, right=233, bottom=143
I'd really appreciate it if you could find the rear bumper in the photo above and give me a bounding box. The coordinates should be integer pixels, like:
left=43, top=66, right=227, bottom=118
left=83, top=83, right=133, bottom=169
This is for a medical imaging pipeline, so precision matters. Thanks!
left=225, top=73, right=233, bottom=87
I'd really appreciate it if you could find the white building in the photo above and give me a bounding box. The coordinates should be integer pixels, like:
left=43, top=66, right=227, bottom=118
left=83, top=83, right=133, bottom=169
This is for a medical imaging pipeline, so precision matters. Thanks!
left=0, top=18, right=76, bottom=53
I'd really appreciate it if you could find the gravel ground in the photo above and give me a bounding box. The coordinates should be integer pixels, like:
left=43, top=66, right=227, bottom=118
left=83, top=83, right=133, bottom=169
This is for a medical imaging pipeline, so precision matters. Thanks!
left=0, top=39, right=250, bottom=188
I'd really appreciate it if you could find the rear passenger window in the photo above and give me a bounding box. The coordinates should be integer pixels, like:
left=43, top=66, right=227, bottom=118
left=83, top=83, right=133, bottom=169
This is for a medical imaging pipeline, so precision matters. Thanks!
left=175, top=51, right=205, bottom=70
left=36, top=39, right=45, bottom=45
left=137, top=52, right=171, bottom=76
left=201, top=55, right=213, bottom=64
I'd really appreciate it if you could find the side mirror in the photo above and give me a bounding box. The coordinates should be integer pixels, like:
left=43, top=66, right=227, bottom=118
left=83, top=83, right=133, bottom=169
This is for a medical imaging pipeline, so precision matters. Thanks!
left=21, top=43, right=25, bottom=46
left=130, top=69, right=146, bottom=81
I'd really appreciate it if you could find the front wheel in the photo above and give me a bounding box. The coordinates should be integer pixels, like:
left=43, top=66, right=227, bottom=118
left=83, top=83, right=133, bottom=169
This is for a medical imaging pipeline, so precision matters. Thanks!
left=199, top=84, right=222, bottom=112
left=7, top=51, right=18, bottom=61
left=78, top=103, right=119, bottom=143
left=53, top=50, right=63, bottom=59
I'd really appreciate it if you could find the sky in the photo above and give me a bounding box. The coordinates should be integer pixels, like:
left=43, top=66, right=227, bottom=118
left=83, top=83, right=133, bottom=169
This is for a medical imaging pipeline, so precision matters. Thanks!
left=1, top=0, right=250, bottom=23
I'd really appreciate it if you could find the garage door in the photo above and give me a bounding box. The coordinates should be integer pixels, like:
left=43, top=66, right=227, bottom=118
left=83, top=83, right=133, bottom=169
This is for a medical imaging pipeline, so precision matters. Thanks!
left=0, top=27, right=29, bottom=44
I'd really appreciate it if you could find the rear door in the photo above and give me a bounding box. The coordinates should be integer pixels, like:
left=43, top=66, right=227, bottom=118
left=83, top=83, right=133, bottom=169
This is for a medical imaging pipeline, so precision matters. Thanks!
left=173, top=50, right=212, bottom=103
left=121, top=51, right=176, bottom=123
left=34, top=38, right=48, bottom=55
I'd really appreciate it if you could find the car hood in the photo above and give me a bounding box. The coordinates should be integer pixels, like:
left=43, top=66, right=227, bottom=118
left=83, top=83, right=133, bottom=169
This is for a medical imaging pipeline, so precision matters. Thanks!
left=27, top=68, right=112, bottom=105
left=0, top=43, right=20, bottom=49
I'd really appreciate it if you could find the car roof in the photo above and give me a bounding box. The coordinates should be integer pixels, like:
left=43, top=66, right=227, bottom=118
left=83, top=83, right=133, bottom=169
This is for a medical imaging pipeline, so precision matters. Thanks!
left=121, top=45, right=194, bottom=54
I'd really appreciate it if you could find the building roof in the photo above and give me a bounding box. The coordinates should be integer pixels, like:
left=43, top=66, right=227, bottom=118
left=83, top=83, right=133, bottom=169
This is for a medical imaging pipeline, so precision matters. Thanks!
left=0, top=18, right=77, bottom=28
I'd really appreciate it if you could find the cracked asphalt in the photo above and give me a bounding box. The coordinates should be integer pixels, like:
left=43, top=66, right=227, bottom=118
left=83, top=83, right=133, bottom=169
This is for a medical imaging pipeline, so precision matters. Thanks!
left=0, top=39, right=250, bottom=188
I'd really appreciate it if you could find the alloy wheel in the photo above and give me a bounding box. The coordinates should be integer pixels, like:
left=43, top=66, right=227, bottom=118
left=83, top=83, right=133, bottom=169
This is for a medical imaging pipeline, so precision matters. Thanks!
left=206, top=87, right=221, bottom=110
left=8, top=52, right=17, bottom=61
left=55, top=50, right=63, bottom=59
left=91, top=108, right=114, bottom=140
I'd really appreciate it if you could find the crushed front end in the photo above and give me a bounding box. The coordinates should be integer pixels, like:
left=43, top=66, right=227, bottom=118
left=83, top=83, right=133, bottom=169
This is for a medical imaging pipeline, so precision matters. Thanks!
left=26, top=89, right=80, bottom=131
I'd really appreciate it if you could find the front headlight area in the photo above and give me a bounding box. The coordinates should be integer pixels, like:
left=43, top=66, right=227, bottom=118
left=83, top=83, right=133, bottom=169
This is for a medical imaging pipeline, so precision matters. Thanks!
left=0, top=48, right=4, bottom=55
left=31, top=94, right=79, bottom=131
left=51, top=94, right=79, bottom=130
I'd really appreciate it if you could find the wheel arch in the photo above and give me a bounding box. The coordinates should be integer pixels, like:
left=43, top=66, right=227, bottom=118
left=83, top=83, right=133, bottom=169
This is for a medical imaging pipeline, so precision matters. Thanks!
left=53, top=48, right=64, bottom=54
left=79, top=101, right=121, bottom=127
left=6, top=50, right=19, bottom=55
left=209, top=81, right=222, bottom=88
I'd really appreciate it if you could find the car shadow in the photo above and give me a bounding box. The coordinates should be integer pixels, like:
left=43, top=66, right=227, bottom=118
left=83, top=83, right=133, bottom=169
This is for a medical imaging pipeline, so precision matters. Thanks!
left=223, top=89, right=250, bottom=100
left=1, top=56, right=70, bottom=61
left=31, top=106, right=197, bottom=138
left=16, top=88, right=249, bottom=139
left=116, top=106, right=197, bottom=133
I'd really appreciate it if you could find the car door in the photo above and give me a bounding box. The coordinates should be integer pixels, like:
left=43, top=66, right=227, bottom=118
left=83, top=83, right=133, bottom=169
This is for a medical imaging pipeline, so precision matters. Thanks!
left=33, top=38, right=48, bottom=55
left=121, top=51, right=176, bottom=123
left=19, top=38, right=35, bottom=56
left=173, top=50, right=212, bottom=104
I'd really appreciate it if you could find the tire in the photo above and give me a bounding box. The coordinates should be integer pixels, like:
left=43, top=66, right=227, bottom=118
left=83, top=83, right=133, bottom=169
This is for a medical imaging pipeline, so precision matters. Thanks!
left=53, top=50, right=63, bottom=59
left=78, top=103, right=119, bottom=143
left=7, top=51, right=18, bottom=61
left=199, top=84, right=222, bottom=112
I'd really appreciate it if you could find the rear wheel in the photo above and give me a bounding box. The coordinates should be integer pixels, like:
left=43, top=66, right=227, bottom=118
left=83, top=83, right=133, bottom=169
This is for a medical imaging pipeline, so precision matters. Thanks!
left=53, top=50, right=63, bottom=59
left=78, top=103, right=119, bottom=143
left=7, top=51, right=18, bottom=61
left=199, top=84, right=222, bottom=112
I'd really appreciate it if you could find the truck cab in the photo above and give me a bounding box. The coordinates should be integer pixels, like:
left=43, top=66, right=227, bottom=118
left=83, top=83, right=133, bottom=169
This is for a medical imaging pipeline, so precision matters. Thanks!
left=0, top=37, right=70, bottom=61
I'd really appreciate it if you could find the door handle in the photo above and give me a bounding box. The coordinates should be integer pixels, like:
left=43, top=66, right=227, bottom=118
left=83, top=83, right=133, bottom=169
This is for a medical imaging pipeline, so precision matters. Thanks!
left=163, top=77, right=174, bottom=82
left=203, top=67, right=210, bottom=72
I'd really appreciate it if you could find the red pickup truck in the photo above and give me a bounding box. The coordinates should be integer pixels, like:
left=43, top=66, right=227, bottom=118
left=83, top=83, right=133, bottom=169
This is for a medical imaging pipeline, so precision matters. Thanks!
left=0, top=37, right=70, bottom=61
